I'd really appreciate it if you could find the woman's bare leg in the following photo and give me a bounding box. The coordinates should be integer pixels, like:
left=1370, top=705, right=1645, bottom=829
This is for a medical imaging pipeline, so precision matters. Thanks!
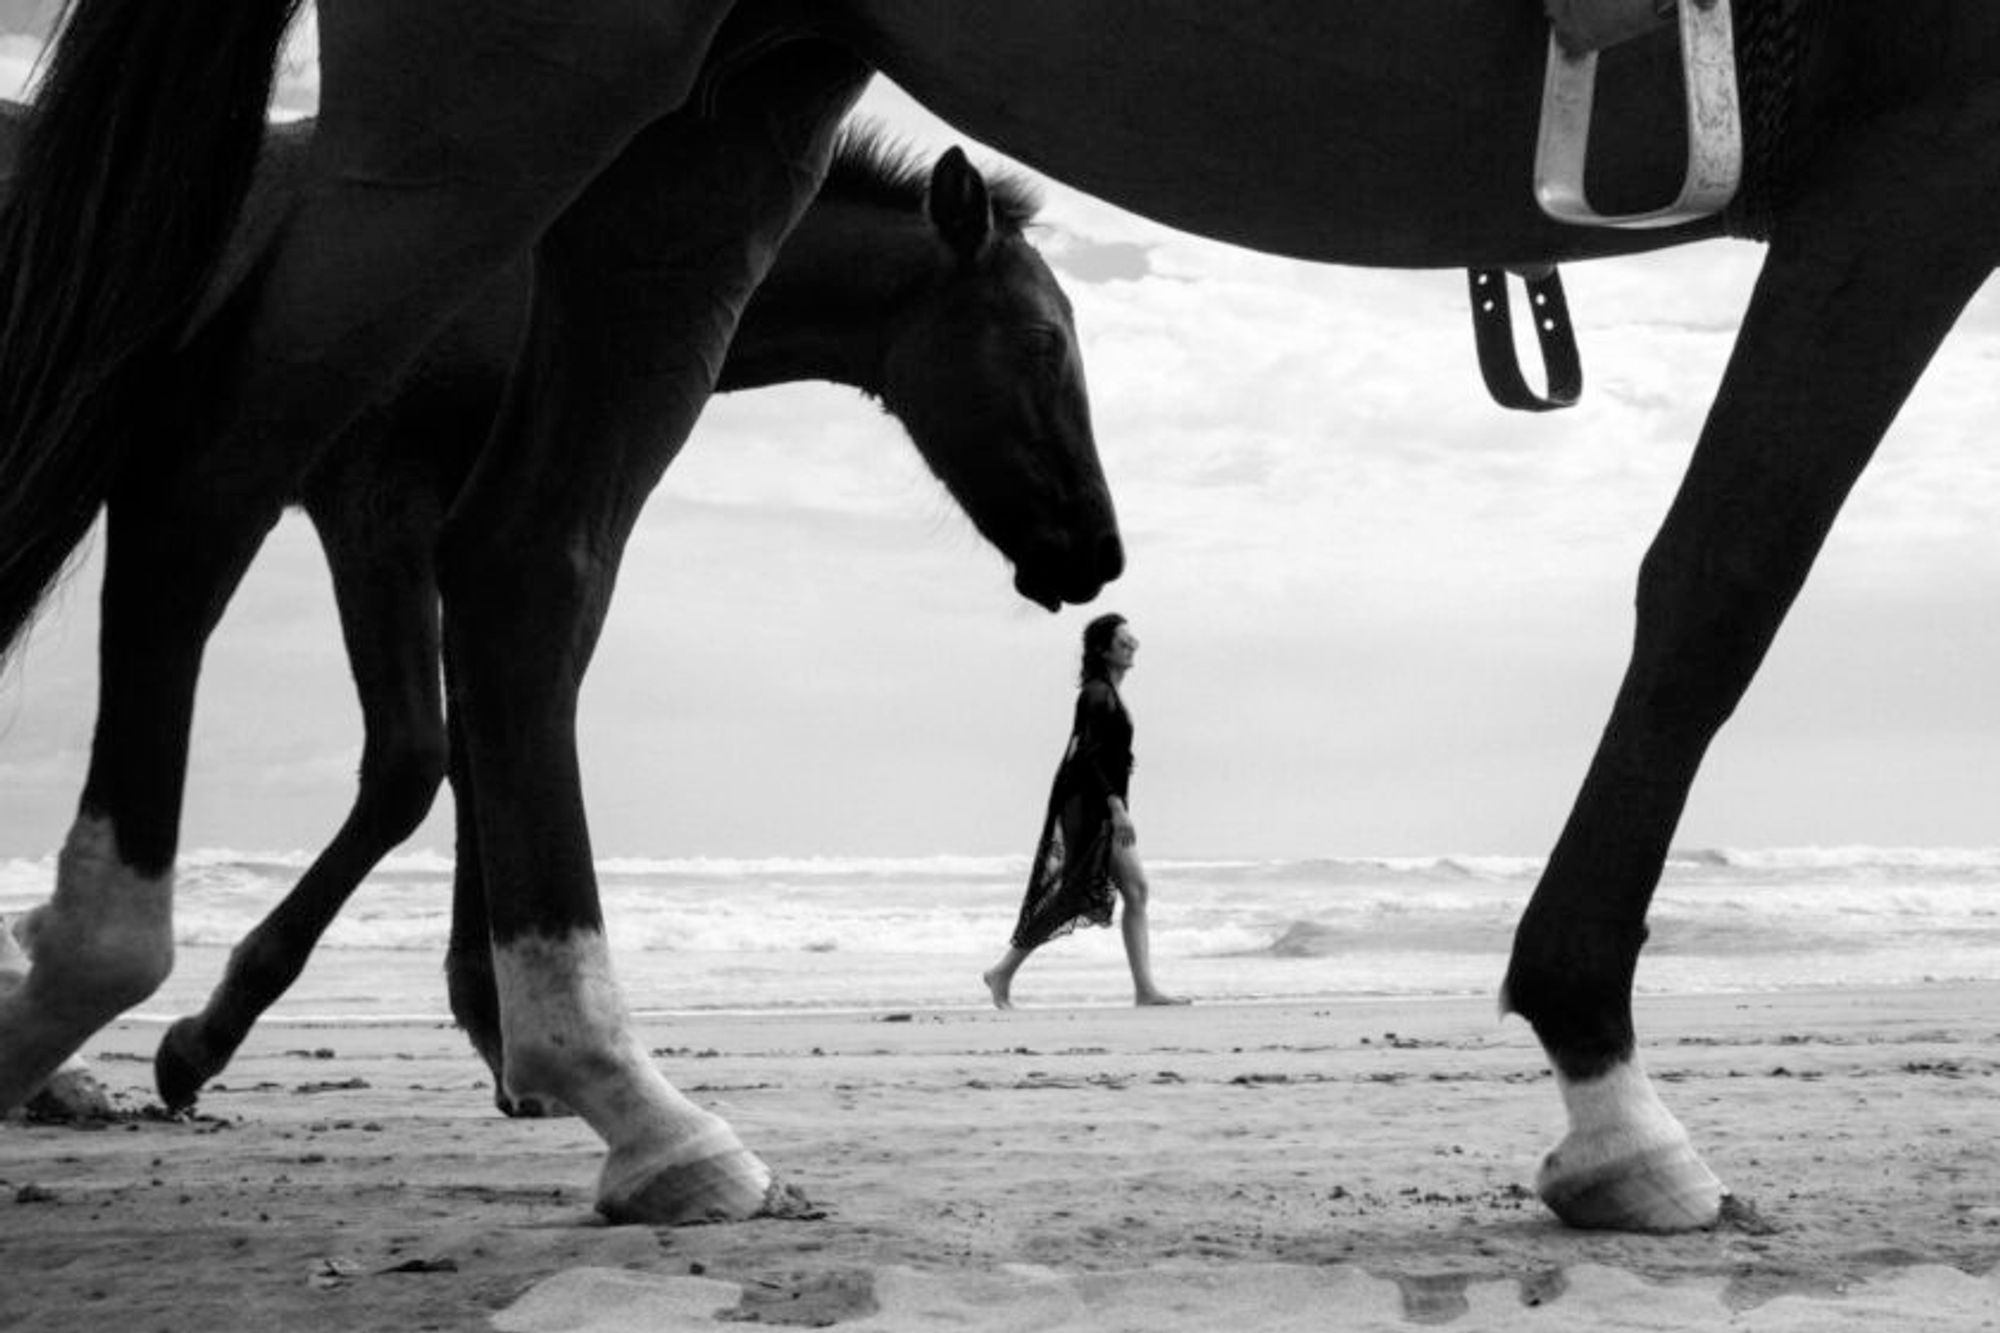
left=982, top=946, right=1029, bottom=1009
left=1111, top=846, right=1186, bottom=1006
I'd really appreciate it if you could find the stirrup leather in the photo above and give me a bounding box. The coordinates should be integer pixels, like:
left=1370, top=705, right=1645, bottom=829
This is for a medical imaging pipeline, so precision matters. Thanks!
left=1534, top=0, right=1741, bottom=228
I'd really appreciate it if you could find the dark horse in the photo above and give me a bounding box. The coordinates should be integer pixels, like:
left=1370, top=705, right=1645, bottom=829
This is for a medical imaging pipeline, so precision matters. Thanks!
left=0, top=2, right=1995, bottom=1231
left=0, top=108, right=1087, bottom=1116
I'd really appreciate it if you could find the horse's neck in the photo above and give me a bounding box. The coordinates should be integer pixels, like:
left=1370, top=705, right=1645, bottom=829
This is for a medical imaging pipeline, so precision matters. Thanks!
left=718, top=199, right=934, bottom=397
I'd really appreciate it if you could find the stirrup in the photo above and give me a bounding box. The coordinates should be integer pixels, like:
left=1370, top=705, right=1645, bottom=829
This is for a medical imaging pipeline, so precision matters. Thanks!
left=1534, top=0, right=1741, bottom=228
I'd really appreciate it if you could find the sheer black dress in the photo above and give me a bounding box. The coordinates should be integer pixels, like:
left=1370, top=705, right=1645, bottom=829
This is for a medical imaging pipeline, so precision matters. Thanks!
left=1009, top=678, right=1133, bottom=950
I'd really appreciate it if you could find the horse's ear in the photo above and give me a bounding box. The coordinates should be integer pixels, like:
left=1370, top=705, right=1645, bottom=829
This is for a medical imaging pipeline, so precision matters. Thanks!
left=927, top=146, right=992, bottom=265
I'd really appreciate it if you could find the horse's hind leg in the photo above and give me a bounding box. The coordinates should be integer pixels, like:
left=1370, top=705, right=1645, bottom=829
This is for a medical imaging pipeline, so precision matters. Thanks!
left=0, top=421, right=283, bottom=1109
left=1502, top=93, right=2000, bottom=1231
left=438, top=52, right=869, bottom=1222
left=0, top=0, right=735, bottom=1114
left=155, top=434, right=450, bottom=1110
left=210, top=0, right=738, bottom=473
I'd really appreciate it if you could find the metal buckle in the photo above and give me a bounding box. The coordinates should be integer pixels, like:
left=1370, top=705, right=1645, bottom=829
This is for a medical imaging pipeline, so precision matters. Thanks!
left=1534, top=0, right=1742, bottom=228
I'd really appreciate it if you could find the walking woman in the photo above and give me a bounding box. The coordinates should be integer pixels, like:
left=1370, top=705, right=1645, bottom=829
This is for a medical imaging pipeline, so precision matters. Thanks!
left=984, top=613, right=1187, bottom=1009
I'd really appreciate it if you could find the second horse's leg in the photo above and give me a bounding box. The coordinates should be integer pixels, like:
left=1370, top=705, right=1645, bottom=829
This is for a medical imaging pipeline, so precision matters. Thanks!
left=155, top=434, right=450, bottom=1109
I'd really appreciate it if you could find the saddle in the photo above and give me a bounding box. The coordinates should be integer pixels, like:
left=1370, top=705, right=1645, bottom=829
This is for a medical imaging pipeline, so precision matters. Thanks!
left=1470, top=0, right=1739, bottom=412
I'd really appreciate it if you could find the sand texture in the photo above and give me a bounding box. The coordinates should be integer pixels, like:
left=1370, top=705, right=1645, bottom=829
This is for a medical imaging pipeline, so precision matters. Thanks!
left=2, top=986, right=1997, bottom=1330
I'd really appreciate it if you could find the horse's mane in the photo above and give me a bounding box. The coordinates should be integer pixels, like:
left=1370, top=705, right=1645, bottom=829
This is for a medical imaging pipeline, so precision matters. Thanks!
left=825, top=120, right=1042, bottom=231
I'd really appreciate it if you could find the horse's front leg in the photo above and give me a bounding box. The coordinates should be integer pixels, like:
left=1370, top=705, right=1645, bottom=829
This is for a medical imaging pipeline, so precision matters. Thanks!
left=1502, top=94, right=2000, bottom=1231
left=437, top=55, right=869, bottom=1223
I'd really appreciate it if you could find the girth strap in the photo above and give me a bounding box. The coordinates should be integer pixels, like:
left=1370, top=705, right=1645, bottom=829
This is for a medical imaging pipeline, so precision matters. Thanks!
left=1466, top=266, right=1582, bottom=412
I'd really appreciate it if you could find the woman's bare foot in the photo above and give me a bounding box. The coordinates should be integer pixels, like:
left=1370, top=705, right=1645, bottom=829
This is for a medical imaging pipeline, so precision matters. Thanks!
left=1136, top=991, right=1191, bottom=1007
left=982, top=968, right=1014, bottom=1010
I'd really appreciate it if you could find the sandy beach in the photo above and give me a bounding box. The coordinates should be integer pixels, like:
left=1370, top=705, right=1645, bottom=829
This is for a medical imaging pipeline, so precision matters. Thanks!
left=3, top=984, right=1997, bottom=1330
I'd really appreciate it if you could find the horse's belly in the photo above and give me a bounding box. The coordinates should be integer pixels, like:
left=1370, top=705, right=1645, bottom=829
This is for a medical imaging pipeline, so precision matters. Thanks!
left=835, top=0, right=1702, bottom=267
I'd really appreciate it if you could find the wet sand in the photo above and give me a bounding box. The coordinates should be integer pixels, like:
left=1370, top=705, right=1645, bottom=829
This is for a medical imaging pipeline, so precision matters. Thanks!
left=3, top=985, right=1997, bottom=1330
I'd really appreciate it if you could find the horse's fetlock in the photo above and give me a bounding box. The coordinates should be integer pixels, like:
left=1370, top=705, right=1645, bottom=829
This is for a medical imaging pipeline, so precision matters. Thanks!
left=499, top=1036, right=587, bottom=1105
left=1502, top=943, right=1636, bottom=1079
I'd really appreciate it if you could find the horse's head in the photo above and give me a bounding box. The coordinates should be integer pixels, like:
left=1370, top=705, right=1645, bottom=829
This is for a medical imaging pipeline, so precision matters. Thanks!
left=879, top=148, right=1121, bottom=611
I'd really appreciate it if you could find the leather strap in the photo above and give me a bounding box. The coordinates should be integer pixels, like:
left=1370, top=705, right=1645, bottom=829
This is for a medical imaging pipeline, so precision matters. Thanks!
left=1467, top=266, right=1583, bottom=412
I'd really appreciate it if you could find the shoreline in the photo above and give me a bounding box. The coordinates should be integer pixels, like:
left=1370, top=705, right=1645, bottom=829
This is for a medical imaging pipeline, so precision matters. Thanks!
left=209, top=973, right=2000, bottom=1020
left=4, top=984, right=1998, bottom=1329
left=105, top=932, right=2000, bottom=1024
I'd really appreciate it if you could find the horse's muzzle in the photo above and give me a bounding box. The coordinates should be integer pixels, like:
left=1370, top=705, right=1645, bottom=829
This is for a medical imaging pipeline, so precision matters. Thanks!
left=1015, top=530, right=1123, bottom=611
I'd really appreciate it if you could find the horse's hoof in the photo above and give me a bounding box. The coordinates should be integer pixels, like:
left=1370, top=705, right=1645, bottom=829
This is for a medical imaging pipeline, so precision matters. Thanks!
left=597, top=1147, right=794, bottom=1226
left=495, top=1089, right=572, bottom=1119
left=25, top=1062, right=114, bottom=1121
left=153, top=1017, right=218, bottom=1111
left=1536, top=1137, right=1725, bottom=1232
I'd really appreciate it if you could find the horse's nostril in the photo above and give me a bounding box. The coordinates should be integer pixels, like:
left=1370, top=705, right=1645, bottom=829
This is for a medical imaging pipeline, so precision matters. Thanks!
left=1097, top=533, right=1126, bottom=583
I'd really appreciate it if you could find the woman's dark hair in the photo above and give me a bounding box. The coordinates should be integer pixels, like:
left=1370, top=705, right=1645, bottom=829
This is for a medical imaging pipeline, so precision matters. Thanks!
left=1078, top=613, right=1127, bottom=684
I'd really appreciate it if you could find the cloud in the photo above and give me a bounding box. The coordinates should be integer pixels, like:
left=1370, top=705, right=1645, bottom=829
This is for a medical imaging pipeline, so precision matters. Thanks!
left=1188, top=441, right=1276, bottom=490
left=0, top=1, right=56, bottom=39
left=1043, top=231, right=1157, bottom=285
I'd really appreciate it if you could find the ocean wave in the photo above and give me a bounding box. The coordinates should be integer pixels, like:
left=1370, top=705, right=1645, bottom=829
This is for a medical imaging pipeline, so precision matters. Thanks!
left=173, top=846, right=456, bottom=875
left=12, top=842, right=2000, bottom=895
left=594, top=853, right=1031, bottom=880
left=1666, top=844, right=2000, bottom=874
left=1154, top=855, right=1544, bottom=887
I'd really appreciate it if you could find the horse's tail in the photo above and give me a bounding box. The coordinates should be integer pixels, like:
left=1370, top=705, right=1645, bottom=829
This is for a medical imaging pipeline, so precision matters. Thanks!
left=0, top=0, right=303, bottom=661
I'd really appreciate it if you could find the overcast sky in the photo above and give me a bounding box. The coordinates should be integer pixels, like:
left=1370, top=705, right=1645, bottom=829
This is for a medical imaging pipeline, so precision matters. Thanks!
left=1, top=11, right=1998, bottom=862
